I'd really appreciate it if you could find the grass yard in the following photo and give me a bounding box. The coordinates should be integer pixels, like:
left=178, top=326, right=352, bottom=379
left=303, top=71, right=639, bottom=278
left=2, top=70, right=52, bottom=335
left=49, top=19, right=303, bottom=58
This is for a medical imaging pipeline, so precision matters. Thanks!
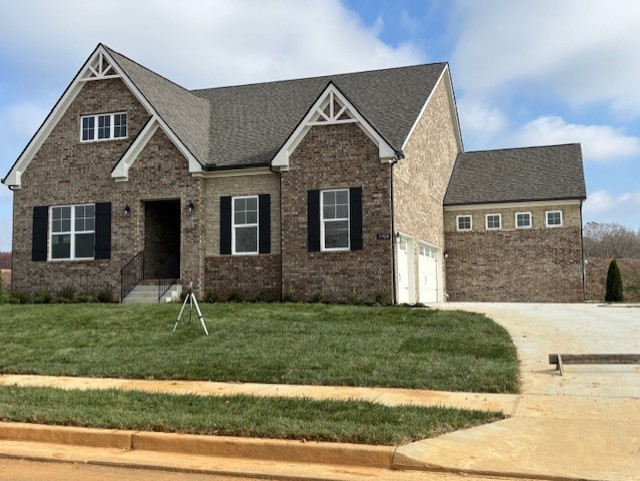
left=0, top=385, right=504, bottom=445
left=0, top=303, right=520, bottom=393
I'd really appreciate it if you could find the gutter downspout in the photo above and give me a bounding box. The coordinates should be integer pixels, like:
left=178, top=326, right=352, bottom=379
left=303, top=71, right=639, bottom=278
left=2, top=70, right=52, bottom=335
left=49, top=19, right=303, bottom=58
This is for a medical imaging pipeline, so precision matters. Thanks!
left=390, top=155, right=401, bottom=305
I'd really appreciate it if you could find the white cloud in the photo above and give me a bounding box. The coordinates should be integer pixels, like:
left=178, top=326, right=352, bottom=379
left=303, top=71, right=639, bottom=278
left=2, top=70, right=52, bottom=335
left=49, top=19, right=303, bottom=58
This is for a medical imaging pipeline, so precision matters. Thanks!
left=457, top=98, right=508, bottom=141
left=0, top=0, right=423, bottom=89
left=584, top=189, right=640, bottom=228
left=508, top=116, right=640, bottom=161
left=451, top=0, right=640, bottom=116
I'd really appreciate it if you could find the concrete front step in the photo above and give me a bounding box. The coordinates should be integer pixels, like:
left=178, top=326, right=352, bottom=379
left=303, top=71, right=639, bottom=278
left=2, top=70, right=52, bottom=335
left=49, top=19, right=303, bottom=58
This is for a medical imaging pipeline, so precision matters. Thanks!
left=122, top=284, right=182, bottom=304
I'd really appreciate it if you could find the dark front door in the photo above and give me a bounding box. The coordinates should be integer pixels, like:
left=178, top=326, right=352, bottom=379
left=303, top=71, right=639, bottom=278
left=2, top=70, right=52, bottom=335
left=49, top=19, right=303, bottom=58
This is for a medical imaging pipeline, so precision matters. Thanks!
left=144, top=200, right=180, bottom=279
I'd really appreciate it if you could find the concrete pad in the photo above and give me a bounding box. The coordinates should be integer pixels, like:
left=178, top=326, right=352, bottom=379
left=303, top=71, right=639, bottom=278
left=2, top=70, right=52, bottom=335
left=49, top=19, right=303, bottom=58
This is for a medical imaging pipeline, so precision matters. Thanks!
left=514, top=394, right=640, bottom=422
left=434, top=303, right=640, bottom=397
left=393, top=417, right=640, bottom=481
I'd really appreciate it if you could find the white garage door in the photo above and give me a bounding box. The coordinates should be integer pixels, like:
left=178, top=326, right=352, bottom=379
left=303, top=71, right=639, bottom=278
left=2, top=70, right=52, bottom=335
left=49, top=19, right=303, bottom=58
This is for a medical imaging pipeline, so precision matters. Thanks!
left=397, top=238, right=410, bottom=304
left=418, top=244, right=438, bottom=303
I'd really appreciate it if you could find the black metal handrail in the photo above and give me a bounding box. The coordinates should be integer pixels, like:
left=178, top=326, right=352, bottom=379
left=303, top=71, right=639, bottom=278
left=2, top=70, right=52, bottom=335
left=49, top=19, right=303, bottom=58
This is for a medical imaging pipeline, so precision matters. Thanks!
left=120, top=250, right=144, bottom=302
left=157, top=253, right=179, bottom=303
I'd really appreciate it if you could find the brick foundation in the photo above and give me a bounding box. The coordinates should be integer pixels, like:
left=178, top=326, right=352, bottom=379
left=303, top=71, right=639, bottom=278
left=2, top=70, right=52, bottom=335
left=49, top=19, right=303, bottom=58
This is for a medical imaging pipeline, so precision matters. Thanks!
left=204, top=254, right=281, bottom=301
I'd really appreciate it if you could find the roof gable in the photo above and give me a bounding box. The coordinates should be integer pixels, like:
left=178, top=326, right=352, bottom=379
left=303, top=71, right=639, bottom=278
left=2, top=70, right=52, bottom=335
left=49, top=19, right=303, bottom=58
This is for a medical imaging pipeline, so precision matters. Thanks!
left=2, top=44, right=205, bottom=188
left=192, top=62, right=447, bottom=168
left=444, top=144, right=587, bottom=206
left=271, top=82, right=397, bottom=171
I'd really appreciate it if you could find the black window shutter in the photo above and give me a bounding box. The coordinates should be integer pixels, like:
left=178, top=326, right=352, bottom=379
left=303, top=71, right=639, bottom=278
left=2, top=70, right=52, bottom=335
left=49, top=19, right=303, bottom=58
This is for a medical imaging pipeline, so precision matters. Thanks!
left=308, top=190, right=320, bottom=252
left=258, top=194, right=271, bottom=254
left=220, top=196, right=232, bottom=255
left=32, top=206, right=49, bottom=262
left=94, top=202, right=112, bottom=259
left=349, top=187, right=363, bottom=251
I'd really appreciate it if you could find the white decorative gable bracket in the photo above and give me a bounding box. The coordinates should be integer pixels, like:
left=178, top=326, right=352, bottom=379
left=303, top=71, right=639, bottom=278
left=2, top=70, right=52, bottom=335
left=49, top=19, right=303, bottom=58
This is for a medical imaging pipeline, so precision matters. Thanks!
left=80, top=51, right=120, bottom=82
left=271, top=83, right=397, bottom=172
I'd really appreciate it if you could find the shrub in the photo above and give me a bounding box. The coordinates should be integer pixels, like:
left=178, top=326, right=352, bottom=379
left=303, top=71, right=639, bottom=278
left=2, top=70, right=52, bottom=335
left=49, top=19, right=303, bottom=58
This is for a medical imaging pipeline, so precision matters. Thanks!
left=96, top=289, right=115, bottom=303
left=254, top=290, right=270, bottom=303
left=282, top=289, right=294, bottom=303
left=226, top=289, right=243, bottom=303
left=375, top=290, right=389, bottom=306
left=58, top=285, right=77, bottom=303
left=605, top=259, right=624, bottom=302
left=33, top=292, right=53, bottom=304
left=203, top=290, right=218, bottom=303
left=346, top=288, right=361, bottom=305
left=309, top=292, right=323, bottom=303
left=11, top=291, right=30, bottom=304
left=77, top=292, right=95, bottom=303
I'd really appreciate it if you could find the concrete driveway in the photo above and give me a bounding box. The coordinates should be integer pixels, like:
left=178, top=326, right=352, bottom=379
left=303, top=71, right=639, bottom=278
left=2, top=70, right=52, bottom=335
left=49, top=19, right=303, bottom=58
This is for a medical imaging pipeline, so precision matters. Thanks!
left=435, top=302, right=640, bottom=397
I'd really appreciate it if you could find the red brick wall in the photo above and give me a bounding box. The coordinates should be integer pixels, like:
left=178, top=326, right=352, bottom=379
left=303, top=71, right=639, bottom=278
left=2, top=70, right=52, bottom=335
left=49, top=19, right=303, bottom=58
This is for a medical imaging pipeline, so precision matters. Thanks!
left=281, top=123, right=394, bottom=303
left=445, top=227, right=584, bottom=302
left=204, top=254, right=281, bottom=301
left=12, top=78, right=205, bottom=299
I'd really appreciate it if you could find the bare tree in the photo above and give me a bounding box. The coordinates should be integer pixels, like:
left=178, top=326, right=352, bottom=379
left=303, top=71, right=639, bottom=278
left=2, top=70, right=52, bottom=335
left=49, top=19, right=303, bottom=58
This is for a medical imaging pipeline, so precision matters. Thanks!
left=584, top=222, right=640, bottom=259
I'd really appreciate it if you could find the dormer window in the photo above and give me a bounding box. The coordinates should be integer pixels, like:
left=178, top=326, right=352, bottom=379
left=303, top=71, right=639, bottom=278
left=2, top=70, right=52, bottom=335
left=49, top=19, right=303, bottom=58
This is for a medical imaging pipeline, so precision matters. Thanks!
left=81, top=112, right=127, bottom=141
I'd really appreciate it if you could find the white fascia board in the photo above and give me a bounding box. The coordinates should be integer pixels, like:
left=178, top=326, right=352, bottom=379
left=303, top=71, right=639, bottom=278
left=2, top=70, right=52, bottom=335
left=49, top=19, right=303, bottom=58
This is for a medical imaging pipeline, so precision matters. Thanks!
left=271, top=83, right=396, bottom=171
left=401, top=65, right=464, bottom=153
left=192, top=166, right=273, bottom=179
left=444, top=199, right=582, bottom=211
left=111, top=117, right=159, bottom=181
left=2, top=58, right=91, bottom=188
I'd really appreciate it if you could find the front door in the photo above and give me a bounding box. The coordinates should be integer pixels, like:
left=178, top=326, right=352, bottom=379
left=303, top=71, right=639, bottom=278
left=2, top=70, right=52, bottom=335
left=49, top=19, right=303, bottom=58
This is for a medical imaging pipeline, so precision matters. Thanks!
left=144, top=199, right=181, bottom=279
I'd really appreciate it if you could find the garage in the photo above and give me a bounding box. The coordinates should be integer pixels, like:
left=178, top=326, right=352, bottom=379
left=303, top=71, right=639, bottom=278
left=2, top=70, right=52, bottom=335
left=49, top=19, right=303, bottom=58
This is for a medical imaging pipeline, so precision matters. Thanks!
left=418, top=243, right=439, bottom=303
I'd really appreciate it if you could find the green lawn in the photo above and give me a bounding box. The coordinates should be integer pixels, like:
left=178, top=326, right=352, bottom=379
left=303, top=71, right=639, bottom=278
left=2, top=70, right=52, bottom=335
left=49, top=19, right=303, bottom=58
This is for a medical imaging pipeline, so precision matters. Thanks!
left=0, top=303, right=519, bottom=393
left=0, top=385, right=504, bottom=445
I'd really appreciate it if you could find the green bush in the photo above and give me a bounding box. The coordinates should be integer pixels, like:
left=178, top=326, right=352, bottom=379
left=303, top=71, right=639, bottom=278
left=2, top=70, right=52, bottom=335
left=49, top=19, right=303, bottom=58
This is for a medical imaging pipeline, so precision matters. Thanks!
left=57, top=285, right=77, bottom=303
left=282, top=289, right=294, bottom=303
left=33, top=292, right=53, bottom=304
left=77, top=292, right=95, bottom=303
left=203, top=290, right=218, bottom=303
left=226, top=289, right=243, bottom=303
left=605, top=259, right=624, bottom=302
left=96, top=289, right=115, bottom=303
left=254, top=290, right=270, bottom=303
left=11, top=291, right=30, bottom=304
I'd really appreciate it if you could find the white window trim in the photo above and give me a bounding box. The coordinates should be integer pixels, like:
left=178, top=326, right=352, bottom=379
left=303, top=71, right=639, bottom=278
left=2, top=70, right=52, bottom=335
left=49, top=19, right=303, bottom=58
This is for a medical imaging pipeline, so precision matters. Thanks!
left=80, top=112, right=127, bottom=142
left=456, top=215, right=472, bottom=232
left=546, top=210, right=563, bottom=228
left=320, top=188, right=350, bottom=252
left=231, top=195, right=259, bottom=255
left=485, top=213, right=501, bottom=230
left=515, top=212, right=532, bottom=229
left=48, top=203, right=95, bottom=261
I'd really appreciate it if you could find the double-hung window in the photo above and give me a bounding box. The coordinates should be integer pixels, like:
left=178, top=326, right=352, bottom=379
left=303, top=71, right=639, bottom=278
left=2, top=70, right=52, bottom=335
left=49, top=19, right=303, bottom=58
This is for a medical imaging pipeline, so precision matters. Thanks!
left=50, top=204, right=95, bottom=260
left=81, top=112, right=127, bottom=141
left=321, top=189, right=350, bottom=250
left=485, top=213, right=501, bottom=230
left=232, top=196, right=258, bottom=254
left=516, top=212, right=532, bottom=229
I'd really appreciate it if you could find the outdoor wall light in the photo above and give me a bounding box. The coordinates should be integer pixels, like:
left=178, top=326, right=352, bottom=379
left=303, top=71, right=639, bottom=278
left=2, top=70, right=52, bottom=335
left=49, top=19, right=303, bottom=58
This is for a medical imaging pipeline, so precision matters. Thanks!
left=444, top=249, right=449, bottom=259
left=187, top=200, right=195, bottom=214
left=123, top=204, right=131, bottom=217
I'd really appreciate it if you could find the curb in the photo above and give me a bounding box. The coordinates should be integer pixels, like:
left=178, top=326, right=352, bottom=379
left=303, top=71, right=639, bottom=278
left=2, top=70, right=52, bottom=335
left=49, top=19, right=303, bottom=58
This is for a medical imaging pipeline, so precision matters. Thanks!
left=0, top=421, right=395, bottom=469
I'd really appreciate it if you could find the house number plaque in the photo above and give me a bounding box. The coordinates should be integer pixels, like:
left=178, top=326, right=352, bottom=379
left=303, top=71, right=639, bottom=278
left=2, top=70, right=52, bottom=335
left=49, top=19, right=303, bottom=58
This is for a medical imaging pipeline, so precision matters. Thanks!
left=376, top=233, right=391, bottom=241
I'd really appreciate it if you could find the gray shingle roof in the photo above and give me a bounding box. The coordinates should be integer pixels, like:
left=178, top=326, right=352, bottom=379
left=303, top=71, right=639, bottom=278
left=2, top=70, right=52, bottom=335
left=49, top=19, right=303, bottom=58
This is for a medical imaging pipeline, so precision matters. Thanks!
left=105, top=46, right=210, bottom=164
left=105, top=45, right=446, bottom=168
left=444, top=144, right=586, bottom=206
left=192, top=64, right=446, bottom=167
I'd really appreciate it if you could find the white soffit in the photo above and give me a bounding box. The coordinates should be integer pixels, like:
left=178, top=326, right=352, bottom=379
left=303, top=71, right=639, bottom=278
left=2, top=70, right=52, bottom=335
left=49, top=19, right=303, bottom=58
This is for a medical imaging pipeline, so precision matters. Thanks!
left=271, top=83, right=396, bottom=171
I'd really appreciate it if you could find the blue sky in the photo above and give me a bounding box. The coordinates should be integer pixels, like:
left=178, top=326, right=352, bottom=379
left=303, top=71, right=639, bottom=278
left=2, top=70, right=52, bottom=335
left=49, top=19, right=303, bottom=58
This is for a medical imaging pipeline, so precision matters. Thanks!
left=1, top=0, right=639, bottom=251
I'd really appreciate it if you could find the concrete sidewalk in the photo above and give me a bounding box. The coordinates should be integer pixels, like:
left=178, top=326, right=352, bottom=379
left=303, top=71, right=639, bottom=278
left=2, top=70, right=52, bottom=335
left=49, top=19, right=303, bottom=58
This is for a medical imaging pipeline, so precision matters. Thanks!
left=1, top=374, right=639, bottom=481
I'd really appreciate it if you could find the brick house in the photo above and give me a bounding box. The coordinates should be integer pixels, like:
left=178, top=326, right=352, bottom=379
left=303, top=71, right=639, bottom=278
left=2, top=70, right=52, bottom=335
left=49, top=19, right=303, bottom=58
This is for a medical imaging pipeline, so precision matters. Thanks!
left=2, top=44, right=586, bottom=303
